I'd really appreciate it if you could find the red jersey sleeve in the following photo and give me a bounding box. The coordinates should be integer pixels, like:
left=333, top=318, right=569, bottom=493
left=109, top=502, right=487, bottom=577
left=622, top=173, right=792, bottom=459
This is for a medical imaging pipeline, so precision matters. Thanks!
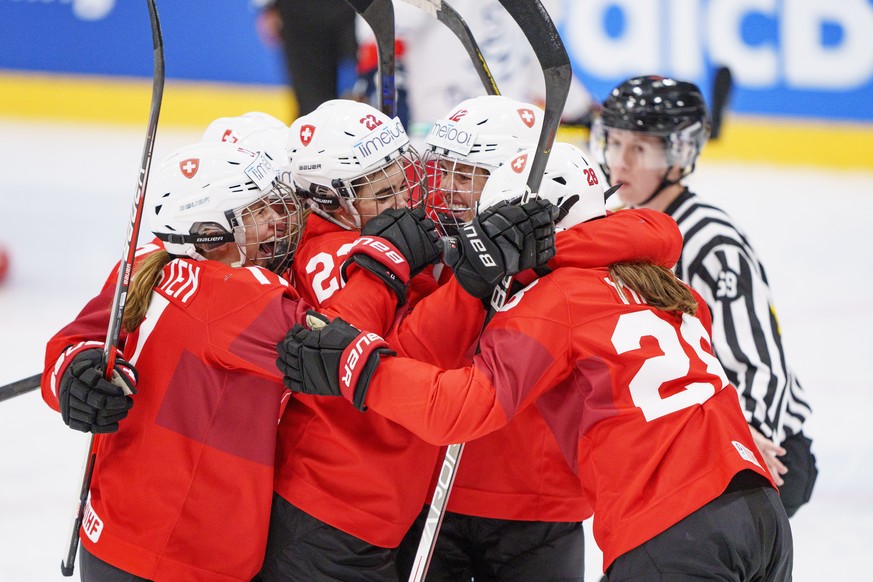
left=387, top=277, right=486, bottom=367
left=551, top=208, right=682, bottom=270
left=292, top=216, right=405, bottom=335
left=366, top=277, right=573, bottom=444
left=41, top=240, right=165, bottom=410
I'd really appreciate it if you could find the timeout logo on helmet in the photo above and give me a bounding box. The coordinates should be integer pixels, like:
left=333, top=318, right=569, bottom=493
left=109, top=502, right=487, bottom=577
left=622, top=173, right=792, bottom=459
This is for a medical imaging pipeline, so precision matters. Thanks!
left=287, top=100, right=414, bottom=199
left=423, top=95, right=545, bottom=232
left=286, top=99, right=425, bottom=229
left=424, top=95, right=544, bottom=170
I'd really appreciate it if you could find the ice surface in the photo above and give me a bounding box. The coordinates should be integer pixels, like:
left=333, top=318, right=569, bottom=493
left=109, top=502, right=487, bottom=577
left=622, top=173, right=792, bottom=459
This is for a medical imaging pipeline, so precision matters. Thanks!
left=1, top=118, right=871, bottom=580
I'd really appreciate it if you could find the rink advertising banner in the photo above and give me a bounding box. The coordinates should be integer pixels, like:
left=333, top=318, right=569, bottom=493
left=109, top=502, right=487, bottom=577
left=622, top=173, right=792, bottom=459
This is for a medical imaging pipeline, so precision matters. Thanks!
left=560, top=0, right=873, bottom=124
left=0, top=0, right=284, bottom=84
left=0, top=0, right=292, bottom=125
left=0, top=0, right=871, bottom=168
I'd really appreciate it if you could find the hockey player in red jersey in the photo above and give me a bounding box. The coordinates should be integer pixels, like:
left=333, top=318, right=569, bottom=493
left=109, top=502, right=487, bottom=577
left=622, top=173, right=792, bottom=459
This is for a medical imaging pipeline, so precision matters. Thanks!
left=590, top=75, right=816, bottom=517
left=40, top=140, right=431, bottom=582
left=259, top=97, right=561, bottom=581
left=257, top=99, right=463, bottom=581
left=402, top=91, right=680, bottom=582
left=400, top=140, right=604, bottom=581
left=278, top=144, right=794, bottom=580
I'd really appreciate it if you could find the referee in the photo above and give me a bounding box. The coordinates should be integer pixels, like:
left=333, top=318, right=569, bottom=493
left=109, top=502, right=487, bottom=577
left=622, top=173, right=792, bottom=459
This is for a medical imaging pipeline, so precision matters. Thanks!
left=590, top=75, right=817, bottom=518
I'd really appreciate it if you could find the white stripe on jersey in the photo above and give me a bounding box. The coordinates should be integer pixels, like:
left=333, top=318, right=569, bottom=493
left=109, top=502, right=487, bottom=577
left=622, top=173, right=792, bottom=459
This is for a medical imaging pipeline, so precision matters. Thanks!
left=128, top=293, right=170, bottom=365
left=666, top=190, right=811, bottom=442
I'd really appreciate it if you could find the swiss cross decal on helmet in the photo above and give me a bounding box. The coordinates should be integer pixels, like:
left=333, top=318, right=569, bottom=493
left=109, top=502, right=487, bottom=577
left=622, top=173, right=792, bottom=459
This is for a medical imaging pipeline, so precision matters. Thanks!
left=517, top=108, right=536, bottom=128
left=179, top=158, right=199, bottom=179
left=150, top=141, right=305, bottom=273
left=300, top=124, right=316, bottom=146
left=425, top=96, right=543, bottom=170
left=480, top=142, right=607, bottom=231
left=286, top=99, right=425, bottom=230
left=510, top=153, right=528, bottom=173
left=201, top=111, right=287, bottom=145
left=423, top=95, right=544, bottom=233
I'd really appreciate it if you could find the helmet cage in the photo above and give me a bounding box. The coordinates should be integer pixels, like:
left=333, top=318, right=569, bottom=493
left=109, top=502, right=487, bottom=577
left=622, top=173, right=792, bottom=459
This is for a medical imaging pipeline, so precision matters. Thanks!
left=233, top=182, right=304, bottom=273
left=160, top=181, right=304, bottom=274
left=590, top=117, right=709, bottom=176
left=422, top=148, right=493, bottom=235
left=303, top=145, right=427, bottom=229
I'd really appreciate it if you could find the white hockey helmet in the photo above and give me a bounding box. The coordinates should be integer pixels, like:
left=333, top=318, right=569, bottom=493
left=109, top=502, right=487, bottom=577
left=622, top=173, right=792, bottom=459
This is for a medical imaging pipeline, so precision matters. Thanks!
left=287, top=99, right=425, bottom=229
left=148, top=141, right=304, bottom=273
left=201, top=112, right=292, bottom=183
left=201, top=111, right=286, bottom=144
left=423, top=95, right=544, bottom=229
left=479, top=142, right=608, bottom=231
left=589, top=76, right=710, bottom=178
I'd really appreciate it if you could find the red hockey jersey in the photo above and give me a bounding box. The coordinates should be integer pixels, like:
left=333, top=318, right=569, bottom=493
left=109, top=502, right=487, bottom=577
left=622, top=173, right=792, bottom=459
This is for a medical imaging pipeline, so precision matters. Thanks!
left=364, top=263, right=774, bottom=570
left=444, top=208, right=683, bottom=522
left=42, top=247, right=398, bottom=580
left=275, top=213, right=454, bottom=548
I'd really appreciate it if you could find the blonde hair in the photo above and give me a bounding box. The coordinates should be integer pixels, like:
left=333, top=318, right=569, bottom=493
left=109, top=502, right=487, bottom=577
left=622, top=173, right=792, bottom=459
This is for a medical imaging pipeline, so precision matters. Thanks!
left=122, top=250, right=174, bottom=332
left=608, top=262, right=698, bottom=315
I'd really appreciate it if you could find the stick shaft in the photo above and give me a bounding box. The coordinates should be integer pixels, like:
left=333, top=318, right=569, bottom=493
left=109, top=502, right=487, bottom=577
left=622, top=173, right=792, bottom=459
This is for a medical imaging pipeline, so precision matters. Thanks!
left=61, top=1, right=164, bottom=575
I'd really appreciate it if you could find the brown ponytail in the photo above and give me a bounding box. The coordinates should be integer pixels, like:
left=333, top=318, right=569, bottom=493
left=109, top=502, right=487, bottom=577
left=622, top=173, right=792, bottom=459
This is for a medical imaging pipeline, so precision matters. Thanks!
left=122, top=250, right=174, bottom=332
left=608, top=262, right=698, bottom=315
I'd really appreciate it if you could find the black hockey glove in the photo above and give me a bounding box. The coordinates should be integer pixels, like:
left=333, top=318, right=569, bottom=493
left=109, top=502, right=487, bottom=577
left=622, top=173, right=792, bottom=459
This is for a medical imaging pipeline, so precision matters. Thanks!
left=778, top=432, right=818, bottom=517
left=58, top=349, right=137, bottom=434
left=277, top=312, right=395, bottom=411
left=360, top=206, right=441, bottom=277
left=340, top=207, right=440, bottom=305
left=443, top=199, right=559, bottom=298
left=480, top=199, right=559, bottom=273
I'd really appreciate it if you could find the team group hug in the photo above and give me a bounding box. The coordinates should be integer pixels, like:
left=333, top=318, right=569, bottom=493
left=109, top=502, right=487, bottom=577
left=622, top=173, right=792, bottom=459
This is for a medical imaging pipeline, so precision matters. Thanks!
left=40, top=73, right=815, bottom=581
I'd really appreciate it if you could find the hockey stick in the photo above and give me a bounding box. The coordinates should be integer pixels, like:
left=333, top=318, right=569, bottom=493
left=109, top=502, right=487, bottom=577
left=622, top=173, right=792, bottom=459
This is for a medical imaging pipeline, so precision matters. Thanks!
left=400, top=0, right=499, bottom=95
left=498, top=0, right=571, bottom=194
left=709, top=65, right=733, bottom=141
left=345, top=0, right=396, bottom=116
left=0, top=374, right=40, bottom=403
left=60, top=0, right=164, bottom=576
left=407, top=2, right=571, bottom=580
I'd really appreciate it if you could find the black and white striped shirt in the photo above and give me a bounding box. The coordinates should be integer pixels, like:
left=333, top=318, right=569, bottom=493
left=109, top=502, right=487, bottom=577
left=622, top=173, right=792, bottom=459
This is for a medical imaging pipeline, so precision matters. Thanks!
left=666, top=189, right=812, bottom=443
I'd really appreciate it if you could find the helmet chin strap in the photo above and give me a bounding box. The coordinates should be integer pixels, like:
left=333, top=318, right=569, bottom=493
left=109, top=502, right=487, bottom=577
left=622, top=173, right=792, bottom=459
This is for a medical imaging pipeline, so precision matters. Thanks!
left=335, top=192, right=362, bottom=231
left=635, top=158, right=701, bottom=208
left=347, top=202, right=363, bottom=231
left=317, top=207, right=357, bottom=231
left=185, top=247, right=210, bottom=263
left=636, top=167, right=681, bottom=207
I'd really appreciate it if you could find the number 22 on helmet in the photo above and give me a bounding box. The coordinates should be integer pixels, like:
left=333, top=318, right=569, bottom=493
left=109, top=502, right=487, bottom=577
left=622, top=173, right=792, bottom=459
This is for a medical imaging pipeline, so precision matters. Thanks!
left=287, top=99, right=426, bottom=231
